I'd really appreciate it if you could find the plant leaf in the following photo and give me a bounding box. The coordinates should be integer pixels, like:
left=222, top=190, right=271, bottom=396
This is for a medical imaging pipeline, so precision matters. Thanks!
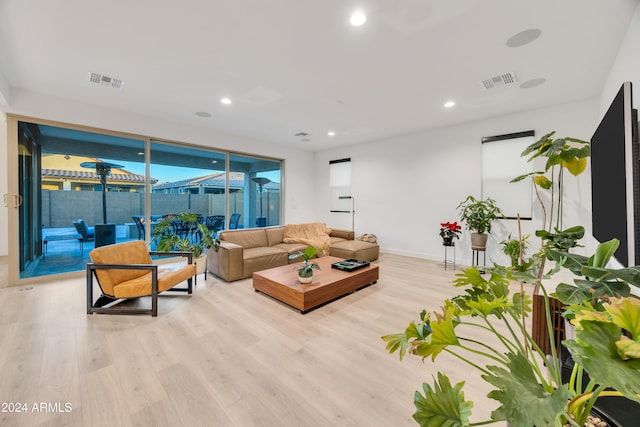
left=564, top=320, right=640, bottom=403
left=413, top=306, right=461, bottom=361
left=590, top=239, right=620, bottom=268
left=521, top=131, right=555, bottom=157
left=412, top=373, right=473, bottom=427
left=605, top=297, right=640, bottom=339
left=510, top=172, right=537, bottom=183
left=616, top=336, right=640, bottom=360
left=574, top=279, right=630, bottom=299
left=545, top=249, right=589, bottom=275
left=552, top=283, right=591, bottom=305
left=562, top=157, right=587, bottom=176
left=466, top=296, right=511, bottom=317
left=381, top=333, right=410, bottom=361
left=482, top=352, right=571, bottom=426
left=533, top=175, right=552, bottom=189
left=605, top=266, right=640, bottom=289
left=453, top=267, right=488, bottom=291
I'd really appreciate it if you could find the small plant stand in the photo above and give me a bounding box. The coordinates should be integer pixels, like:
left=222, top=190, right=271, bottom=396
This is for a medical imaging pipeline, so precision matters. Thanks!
left=472, top=246, right=486, bottom=273
left=443, top=242, right=456, bottom=270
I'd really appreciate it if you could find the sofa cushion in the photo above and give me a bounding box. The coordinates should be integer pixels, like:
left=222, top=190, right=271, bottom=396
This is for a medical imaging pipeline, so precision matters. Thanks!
left=220, top=228, right=268, bottom=249
left=330, top=240, right=379, bottom=262
left=329, top=228, right=353, bottom=240
left=243, top=247, right=288, bottom=276
left=113, top=262, right=196, bottom=298
left=330, top=236, right=347, bottom=244
left=272, top=242, right=309, bottom=262
left=90, top=240, right=153, bottom=295
left=265, top=226, right=286, bottom=247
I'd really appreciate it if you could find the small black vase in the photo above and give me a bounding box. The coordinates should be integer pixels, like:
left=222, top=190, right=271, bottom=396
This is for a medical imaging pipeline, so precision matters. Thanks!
left=442, top=237, right=454, bottom=246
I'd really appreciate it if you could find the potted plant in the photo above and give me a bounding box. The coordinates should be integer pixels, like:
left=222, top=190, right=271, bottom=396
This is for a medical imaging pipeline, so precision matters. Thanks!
left=511, top=131, right=590, bottom=236
left=500, top=233, right=529, bottom=268
left=152, top=212, right=219, bottom=275
left=456, top=195, right=504, bottom=249
left=289, top=246, right=320, bottom=283
left=510, top=132, right=590, bottom=356
left=382, top=237, right=640, bottom=426
left=439, top=221, right=462, bottom=246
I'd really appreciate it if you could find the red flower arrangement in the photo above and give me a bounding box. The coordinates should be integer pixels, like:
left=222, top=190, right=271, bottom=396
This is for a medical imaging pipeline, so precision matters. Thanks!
left=439, top=221, right=462, bottom=241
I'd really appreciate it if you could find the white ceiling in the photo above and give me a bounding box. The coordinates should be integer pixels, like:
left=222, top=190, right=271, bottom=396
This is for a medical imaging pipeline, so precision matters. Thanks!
left=0, top=0, right=638, bottom=151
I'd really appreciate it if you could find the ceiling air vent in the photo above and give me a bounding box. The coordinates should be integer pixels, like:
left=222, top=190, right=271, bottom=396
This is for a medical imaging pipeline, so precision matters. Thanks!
left=481, top=72, right=517, bottom=90
left=88, top=72, right=125, bottom=89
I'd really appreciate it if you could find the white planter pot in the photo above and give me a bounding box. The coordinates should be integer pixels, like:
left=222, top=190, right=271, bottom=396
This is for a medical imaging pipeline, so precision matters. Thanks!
left=298, top=274, right=313, bottom=284
left=194, top=254, right=207, bottom=275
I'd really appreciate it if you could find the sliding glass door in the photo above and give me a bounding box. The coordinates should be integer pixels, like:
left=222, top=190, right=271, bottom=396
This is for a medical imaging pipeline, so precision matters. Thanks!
left=8, top=117, right=283, bottom=284
left=18, top=122, right=146, bottom=279
left=228, top=153, right=281, bottom=229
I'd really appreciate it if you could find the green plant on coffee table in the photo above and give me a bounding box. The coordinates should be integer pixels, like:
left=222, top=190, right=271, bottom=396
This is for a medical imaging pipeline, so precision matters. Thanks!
left=289, top=246, right=320, bottom=278
left=381, top=238, right=640, bottom=426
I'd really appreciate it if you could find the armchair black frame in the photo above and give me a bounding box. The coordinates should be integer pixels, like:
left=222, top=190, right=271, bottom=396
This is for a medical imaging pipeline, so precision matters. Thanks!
left=87, top=250, right=193, bottom=317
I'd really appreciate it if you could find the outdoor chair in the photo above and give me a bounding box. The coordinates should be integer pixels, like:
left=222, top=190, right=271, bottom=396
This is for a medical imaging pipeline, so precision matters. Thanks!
left=205, top=215, right=225, bottom=233
left=132, top=215, right=145, bottom=239
left=229, top=213, right=241, bottom=229
left=86, top=240, right=196, bottom=316
left=73, top=219, right=95, bottom=241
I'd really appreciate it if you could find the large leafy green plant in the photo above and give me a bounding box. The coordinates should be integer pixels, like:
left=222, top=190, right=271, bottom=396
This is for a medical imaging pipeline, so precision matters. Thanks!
left=382, top=239, right=640, bottom=426
left=456, top=196, right=504, bottom=234
left=152, top=212, right=218, bottom=258
left=511, top=131, right=590, bottom=234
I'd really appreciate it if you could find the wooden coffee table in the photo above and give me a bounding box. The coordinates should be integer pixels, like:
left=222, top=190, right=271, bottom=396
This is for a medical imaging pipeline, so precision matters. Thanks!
left=252, top=256, right=379, bottom=313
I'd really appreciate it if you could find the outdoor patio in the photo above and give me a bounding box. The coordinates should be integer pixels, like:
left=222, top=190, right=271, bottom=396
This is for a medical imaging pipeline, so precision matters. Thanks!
left=23, top=225, right=139, bottom=278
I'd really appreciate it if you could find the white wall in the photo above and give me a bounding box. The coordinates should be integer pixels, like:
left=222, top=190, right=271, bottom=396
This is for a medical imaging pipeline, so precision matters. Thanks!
left=599, top=2, right=640, bottom=117
left=0, top=89, right=317, bottom=259
left=314, top=99, right=599, bottom=266
left=315, top=2, right=640, bottom=268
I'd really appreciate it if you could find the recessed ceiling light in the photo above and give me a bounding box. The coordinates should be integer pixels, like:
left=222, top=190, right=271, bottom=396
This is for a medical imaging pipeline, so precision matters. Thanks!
left=220, top=97, right=232, bottom=105
left=520, top=78, right=547, bottom=89
left=506, top=29, right=542, bottom=48
left=328, top=131, right=336, bottom=136
left=195, top=111, right=211, bottom=118
left=350, top=11, right=366, bottom=26
left=444, top=101, right=456, bottom=108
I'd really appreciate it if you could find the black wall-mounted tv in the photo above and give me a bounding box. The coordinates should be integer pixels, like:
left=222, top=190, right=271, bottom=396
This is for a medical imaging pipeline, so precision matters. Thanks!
left=591, top=81, right=639, bottom=266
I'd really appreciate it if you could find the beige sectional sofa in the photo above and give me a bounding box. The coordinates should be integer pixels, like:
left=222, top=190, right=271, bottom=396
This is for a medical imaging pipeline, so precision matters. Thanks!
left=207, top=223, right=379, bottom=281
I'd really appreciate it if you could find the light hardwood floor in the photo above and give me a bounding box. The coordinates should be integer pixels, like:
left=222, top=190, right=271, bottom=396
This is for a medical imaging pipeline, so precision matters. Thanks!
left=0, top=254, right=509, bottom=427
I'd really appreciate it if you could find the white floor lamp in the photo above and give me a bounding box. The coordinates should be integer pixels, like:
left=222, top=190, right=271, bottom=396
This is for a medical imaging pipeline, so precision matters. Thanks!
left=338, top=195, right=355, bottom=232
